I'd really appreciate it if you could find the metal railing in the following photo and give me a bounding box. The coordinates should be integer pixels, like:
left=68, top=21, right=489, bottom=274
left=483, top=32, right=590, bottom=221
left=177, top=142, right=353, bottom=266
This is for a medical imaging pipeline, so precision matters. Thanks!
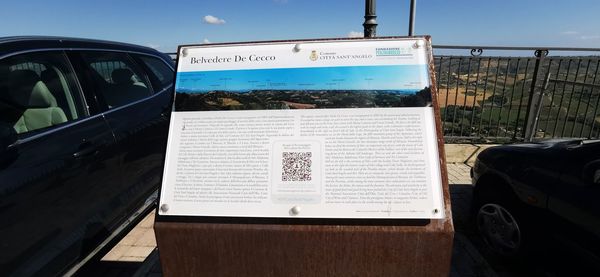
left=433, top=45, right=600, bottom=142
left=166, top=45, right=600, bottom=143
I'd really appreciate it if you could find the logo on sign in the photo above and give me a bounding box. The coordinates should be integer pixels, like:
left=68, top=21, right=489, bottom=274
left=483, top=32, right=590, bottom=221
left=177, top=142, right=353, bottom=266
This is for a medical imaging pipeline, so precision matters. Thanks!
left=375, top=47, right=410, bottom=56
left=309, top=50, right=318, bottom=61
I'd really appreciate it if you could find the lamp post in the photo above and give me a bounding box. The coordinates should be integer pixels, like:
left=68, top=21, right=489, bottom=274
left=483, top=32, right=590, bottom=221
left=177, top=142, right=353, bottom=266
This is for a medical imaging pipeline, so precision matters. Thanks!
left=363, top=0, right=377, bottom=38
left=408, top=0, right=416, bottom=36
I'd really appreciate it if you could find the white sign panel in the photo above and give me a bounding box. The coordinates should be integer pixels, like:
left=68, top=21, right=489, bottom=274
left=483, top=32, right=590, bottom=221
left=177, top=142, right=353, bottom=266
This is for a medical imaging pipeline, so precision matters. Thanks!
left=159, top=38, right=445, bottom=219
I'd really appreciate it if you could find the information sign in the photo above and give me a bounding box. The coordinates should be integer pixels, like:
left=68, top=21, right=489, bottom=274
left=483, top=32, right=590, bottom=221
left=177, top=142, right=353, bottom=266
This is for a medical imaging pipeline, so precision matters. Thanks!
left=158, top=38, right=445, bottom=219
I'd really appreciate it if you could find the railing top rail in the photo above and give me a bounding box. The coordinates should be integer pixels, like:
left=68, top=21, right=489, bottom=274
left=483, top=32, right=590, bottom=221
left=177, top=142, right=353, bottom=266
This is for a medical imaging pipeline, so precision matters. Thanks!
left=432, top=44, right=600, bottom=52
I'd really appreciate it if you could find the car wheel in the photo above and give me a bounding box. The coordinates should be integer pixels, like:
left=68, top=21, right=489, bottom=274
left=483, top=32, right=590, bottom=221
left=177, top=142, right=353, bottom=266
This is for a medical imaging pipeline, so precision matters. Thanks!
left=476, top=203, right=523, bottom=256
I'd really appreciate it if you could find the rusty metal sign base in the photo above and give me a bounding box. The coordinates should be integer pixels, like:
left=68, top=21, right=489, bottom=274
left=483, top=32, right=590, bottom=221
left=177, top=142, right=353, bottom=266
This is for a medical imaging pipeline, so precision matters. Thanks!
left=155, top=219, right=453, bottom=277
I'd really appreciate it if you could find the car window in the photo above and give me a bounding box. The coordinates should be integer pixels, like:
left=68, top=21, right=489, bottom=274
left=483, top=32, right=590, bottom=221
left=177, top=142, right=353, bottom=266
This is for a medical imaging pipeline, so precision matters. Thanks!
left=80, top=52, right=152, bottom=110
left=136, top=55, right=174, bottom=90
left=0, top=51, right=86, bottom=135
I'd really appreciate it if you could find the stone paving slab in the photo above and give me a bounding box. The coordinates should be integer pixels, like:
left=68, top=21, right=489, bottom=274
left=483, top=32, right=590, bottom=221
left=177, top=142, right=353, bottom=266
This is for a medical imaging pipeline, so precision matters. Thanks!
left=445, top=144, right=497, bottom=166
left=102, top=212, right=156, bottom=262
left=447, top=163, right=472, bottom=185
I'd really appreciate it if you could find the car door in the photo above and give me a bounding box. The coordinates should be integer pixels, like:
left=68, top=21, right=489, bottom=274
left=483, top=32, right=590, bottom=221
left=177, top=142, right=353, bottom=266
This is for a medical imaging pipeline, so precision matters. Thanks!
left=0, top=51, right=120, bottom=276
left=547, top=141, right=600, bottom=256
left=73, top=51, right=172, bottom=222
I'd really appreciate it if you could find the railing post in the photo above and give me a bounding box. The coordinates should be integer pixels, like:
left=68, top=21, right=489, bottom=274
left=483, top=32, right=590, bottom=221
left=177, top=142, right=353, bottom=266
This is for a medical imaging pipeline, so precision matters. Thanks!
left=531, top=71, right=552, bottom=139
left=523, top=49, right=548, bottom=141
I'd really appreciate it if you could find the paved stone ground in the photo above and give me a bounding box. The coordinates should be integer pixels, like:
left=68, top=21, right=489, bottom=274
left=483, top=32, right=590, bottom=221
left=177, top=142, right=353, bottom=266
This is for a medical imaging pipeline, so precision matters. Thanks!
left=102, top=212, right=156, bottom=262
left=447, top=163, right=472, bottom=185
left=447, top=163, right=498, bottom=277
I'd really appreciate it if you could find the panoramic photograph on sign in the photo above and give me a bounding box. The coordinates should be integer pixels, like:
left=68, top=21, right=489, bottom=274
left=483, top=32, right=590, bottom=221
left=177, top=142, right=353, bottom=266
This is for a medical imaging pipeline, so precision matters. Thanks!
left=159, top=38, right=445, bottom=219
left=174, top=65, right=433, bottom=111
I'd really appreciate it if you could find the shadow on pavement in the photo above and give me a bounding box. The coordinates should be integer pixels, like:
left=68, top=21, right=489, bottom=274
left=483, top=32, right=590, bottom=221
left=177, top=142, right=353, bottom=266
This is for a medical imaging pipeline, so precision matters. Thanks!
left=74, top=260, right=143, bottom=277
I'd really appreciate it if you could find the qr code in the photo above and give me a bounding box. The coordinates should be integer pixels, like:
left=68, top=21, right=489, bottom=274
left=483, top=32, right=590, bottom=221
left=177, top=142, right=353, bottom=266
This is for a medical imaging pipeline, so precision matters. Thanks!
left=281, top=152, right=312, bottom=181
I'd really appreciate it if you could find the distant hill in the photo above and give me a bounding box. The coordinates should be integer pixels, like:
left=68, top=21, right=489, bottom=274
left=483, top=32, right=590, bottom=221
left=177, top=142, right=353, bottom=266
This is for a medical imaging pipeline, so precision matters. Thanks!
left=174, top=88, right=432, bottom=111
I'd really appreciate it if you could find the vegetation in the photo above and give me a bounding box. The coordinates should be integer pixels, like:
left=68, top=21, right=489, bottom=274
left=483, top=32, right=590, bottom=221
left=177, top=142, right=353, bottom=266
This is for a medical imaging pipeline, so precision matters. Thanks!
left=175, top=87, right=433, bottom=111
left=435, top=56, right=600, bottom=141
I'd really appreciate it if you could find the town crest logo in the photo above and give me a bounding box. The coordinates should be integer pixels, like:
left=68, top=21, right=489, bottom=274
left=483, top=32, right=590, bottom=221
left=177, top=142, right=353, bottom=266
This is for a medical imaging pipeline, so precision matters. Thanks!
left=309, top=50, right=318, bottom=61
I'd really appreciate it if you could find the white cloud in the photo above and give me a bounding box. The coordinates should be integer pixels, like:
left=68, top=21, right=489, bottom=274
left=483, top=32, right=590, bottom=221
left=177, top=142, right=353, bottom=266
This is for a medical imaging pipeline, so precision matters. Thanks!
left=273, top=0, right=289, bottom=3
left=203, top=15, right=226, bottom=25
left=202, top=38, right=211, bottom=44
left=347, top=31, right=363, bottom=38
left=561, top=31, right=579, bottom=35
left=560, top=31, right=599, bottom=40
left=146, top=43, right=160, bottom=49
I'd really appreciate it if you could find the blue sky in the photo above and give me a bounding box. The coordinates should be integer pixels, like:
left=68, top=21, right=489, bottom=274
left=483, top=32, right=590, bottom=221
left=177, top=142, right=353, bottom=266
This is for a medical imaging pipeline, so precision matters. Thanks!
left=1, top=0, right=599, bottom=53
left=176, top=65, right=429, bottom=92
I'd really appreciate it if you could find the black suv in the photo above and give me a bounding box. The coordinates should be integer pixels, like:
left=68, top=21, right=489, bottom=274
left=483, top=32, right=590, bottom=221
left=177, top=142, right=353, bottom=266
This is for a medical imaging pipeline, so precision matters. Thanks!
left=0, top=37, right=174, bottom=276
left=472, top=139, right=600, bottom=267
